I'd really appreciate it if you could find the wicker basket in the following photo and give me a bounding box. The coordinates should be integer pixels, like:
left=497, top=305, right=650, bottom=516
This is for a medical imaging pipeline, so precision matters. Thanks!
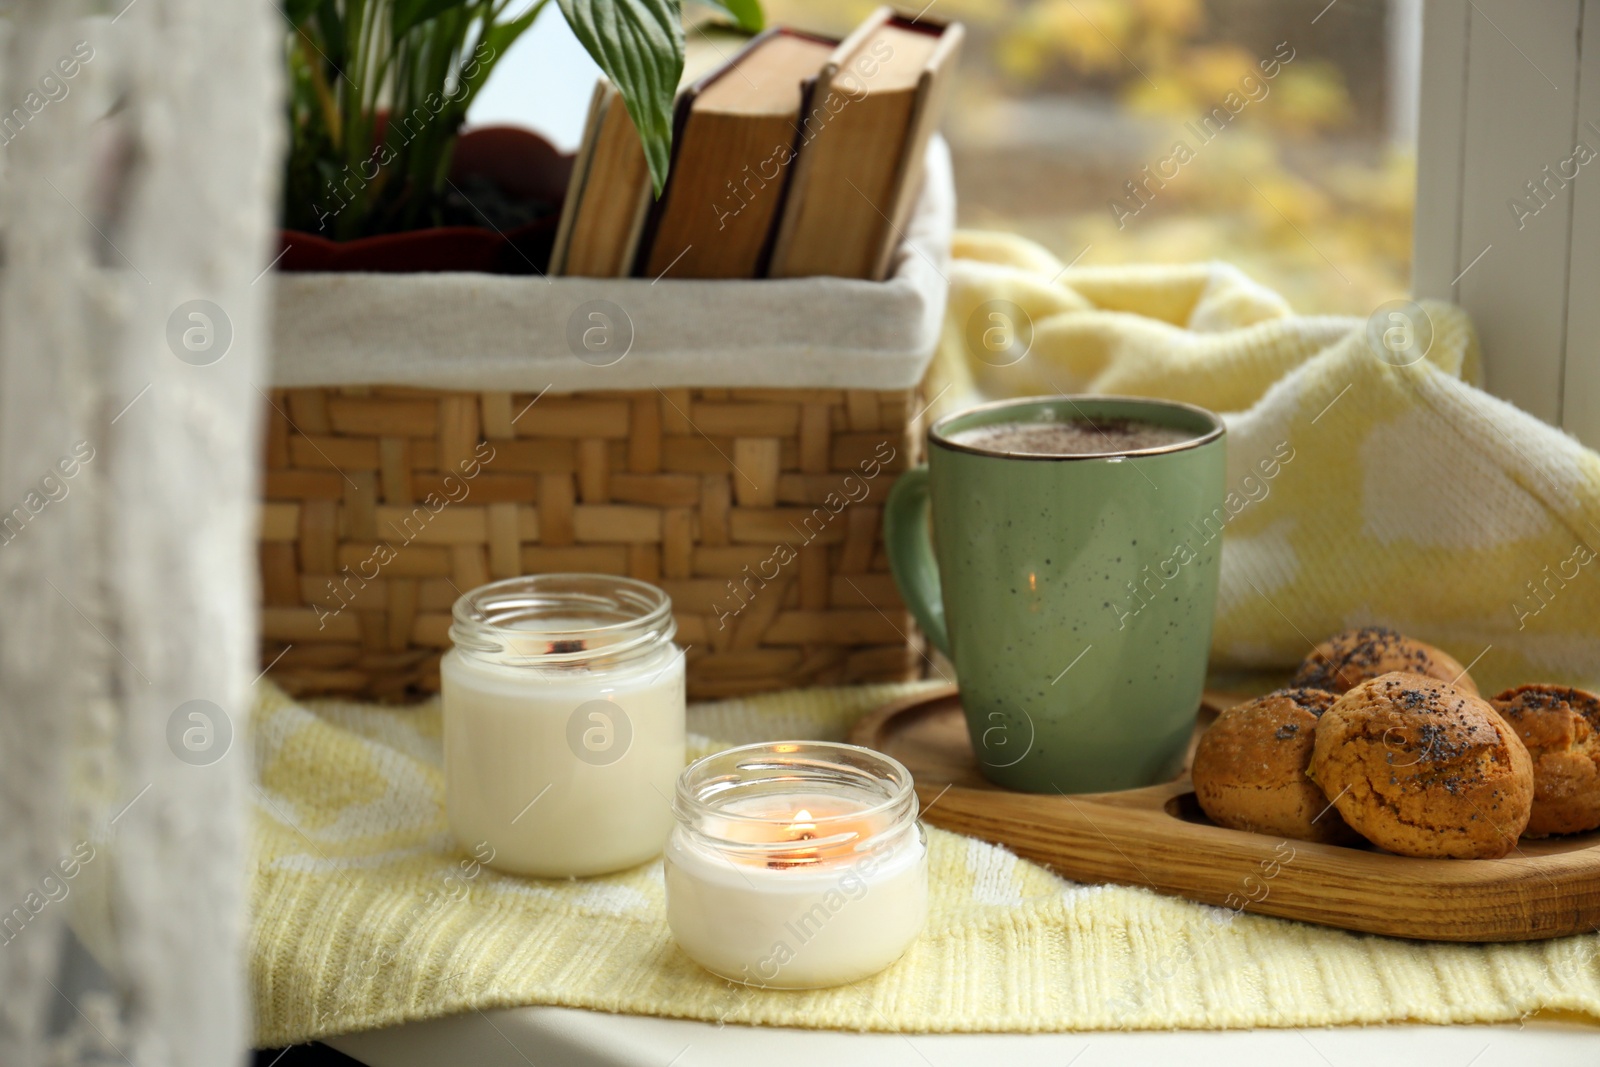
left=260, top=139, right=953, bottom=700
left=258, top=385, right=927, bottom=701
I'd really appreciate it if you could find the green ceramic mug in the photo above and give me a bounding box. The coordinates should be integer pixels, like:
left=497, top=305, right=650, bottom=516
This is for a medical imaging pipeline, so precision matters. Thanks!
left=884, top=395, right=1227, bottom=793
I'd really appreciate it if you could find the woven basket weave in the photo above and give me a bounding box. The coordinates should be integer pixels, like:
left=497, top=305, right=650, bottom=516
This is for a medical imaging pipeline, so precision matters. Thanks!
left=259, top=384, right=927, bottom=700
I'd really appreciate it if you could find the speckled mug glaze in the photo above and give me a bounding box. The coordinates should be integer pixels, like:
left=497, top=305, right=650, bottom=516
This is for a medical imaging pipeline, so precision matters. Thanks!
left=884, top=396, right=1226, bottom=793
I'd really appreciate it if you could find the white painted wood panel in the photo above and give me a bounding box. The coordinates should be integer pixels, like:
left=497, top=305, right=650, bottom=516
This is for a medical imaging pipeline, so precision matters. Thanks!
left=1455, top=0, right=1581, bottom=426
left=1388, top=0, right=1426, bottom=146
left=1412, top=0, right=1600, bottom=444
left=1413, top=0, right=1470, bottom=301
left=1563, top=0, right=1600, bottom=446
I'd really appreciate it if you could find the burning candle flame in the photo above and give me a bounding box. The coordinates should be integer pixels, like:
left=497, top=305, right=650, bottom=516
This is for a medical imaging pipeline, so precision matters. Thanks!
left=765, top=808, right=822, bottom=869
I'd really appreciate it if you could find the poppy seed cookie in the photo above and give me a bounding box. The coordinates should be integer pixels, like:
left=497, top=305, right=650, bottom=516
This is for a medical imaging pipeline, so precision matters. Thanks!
left=1192, top=688, right=1361, bottom=844
left=1292, top=627, right=1478, bottom=696
left=1307, top=672, right=1532, bottom=858
left=1491, top=684, right=1600, bottom=837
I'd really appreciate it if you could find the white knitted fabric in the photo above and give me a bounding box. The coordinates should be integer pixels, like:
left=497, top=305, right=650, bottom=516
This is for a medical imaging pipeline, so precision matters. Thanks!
left=0, top=5, right=278, bottom=1066
left=269, top=138, right=955, bottom=393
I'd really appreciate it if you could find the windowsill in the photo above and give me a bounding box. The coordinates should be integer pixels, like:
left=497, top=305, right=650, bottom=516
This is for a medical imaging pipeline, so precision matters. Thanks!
left=329, top=1005, right=1594, bottom=1067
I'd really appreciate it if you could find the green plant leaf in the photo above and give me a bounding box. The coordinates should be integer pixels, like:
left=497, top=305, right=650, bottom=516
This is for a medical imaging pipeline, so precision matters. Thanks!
left=689, top=0, right=761, bottom=32
left=310, top=0, right=345, bottom=71
left=281, top=0, right=320, bottom=26
left=557, top=0, right=684, bottom=196
left=392, top=0, right=468, bottom=38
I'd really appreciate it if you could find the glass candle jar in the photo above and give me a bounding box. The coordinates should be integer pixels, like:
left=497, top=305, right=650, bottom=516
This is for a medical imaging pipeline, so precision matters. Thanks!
left=664, top=741, right=928, bottom=989
left=441, top=574, right=685, bottom=878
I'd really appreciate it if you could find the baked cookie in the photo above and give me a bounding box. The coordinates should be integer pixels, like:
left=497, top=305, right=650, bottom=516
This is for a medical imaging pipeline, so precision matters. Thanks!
left=1308, top=672, right=1532, bottom=858
left=1192, top=688, right=1361, bottom=844
left=1292, top=627, right=1478, bottom=696
left=1491, top=684, right=1600, bottom=837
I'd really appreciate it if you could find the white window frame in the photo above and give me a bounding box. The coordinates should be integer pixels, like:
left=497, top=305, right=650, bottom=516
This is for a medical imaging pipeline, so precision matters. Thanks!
left=1414, top=0, right=1598, bottom=447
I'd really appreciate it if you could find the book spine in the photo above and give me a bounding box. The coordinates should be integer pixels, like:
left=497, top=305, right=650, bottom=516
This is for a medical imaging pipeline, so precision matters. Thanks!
left=631, top=28, right=783, bottom=277
left=870, top=23, right=963, bottom=281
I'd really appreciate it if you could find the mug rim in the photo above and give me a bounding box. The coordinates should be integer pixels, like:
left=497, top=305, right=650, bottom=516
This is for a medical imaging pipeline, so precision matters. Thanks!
left=928, top=393, right=1226, bottom=461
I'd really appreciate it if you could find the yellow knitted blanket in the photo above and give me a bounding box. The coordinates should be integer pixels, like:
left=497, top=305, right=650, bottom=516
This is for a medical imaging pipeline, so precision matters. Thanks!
left=251, top=243, right=1600, bottom=1045
left=250, top=682, right=1600, bottom=1047
left=931, top=232, right=1600, bottom=692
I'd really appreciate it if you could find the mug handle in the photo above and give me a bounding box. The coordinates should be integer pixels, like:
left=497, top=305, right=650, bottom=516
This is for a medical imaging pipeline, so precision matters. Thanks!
left=883, top=465, right=951, bottom=658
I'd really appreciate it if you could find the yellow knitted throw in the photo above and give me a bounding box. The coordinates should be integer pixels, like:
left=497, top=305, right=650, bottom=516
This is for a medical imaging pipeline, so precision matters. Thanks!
left=930, top=232, right=1600, bottom=692
left=250, top=241, right=1600, bottom=1044
left=250, top=682, right=1600, bottom=1046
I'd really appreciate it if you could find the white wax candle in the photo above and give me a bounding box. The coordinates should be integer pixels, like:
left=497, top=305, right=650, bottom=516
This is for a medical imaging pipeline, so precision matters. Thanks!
left=442, top=639, right=684, bottom=878
left=664, top=793, right=928, bottom=988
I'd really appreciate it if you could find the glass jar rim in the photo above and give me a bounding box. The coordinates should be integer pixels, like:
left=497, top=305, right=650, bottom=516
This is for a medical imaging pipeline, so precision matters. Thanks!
left=674, top=741, right=918, bottom=832
left=448, top=573, right=675, bottom=667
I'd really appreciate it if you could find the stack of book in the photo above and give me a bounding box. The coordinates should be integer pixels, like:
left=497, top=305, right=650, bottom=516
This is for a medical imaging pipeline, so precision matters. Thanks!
left=550, top=6, right=962, bottom=282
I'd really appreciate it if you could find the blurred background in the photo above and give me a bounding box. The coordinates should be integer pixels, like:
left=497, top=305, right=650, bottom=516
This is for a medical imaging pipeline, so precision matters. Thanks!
left=472, top=0, right=1420, bottom=315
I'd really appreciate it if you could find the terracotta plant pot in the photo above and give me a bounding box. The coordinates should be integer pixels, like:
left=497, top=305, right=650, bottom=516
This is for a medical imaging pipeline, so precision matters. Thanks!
left=278, top=126, right=573, bottom=275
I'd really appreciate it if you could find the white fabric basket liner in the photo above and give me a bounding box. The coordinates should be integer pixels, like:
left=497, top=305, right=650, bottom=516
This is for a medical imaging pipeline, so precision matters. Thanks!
left=270, top=137, right=954, bottom=392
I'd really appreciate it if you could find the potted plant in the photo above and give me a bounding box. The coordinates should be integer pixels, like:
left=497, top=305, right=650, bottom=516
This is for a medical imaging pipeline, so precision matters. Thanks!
left=277, top=0, right=763, bottom=270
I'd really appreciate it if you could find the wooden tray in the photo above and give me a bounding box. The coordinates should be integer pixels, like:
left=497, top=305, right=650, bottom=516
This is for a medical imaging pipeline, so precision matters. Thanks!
left=849, top=684, right=1600, bottom=942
